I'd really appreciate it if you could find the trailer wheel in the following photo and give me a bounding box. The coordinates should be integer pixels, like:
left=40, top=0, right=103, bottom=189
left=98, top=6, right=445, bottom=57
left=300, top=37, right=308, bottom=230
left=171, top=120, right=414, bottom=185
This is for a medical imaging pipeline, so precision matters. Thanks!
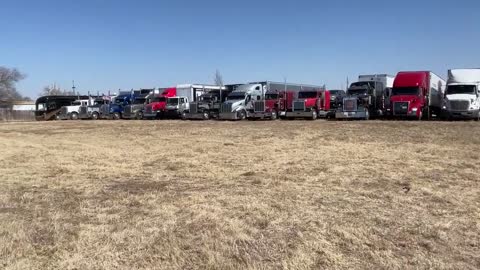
left=202, top=111, right=210, bottom=120
left=112, top=112, right=121, bottom=120
left=70, top=112, right=79, bottom=120
left=271, top=111, right=278, bottom=120
left=92, top=112, right=99, bottom=120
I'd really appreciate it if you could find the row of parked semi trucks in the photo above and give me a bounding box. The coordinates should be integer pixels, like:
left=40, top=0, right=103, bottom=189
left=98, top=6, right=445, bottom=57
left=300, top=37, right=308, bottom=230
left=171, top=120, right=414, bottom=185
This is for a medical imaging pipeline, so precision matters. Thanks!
left=35, top=69, right=480, bottom=122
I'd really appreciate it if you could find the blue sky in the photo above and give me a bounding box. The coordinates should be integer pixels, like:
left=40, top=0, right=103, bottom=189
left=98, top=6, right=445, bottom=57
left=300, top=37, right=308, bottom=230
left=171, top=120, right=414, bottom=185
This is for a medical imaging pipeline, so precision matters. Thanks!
left=2, top=0, right=479, bottom=98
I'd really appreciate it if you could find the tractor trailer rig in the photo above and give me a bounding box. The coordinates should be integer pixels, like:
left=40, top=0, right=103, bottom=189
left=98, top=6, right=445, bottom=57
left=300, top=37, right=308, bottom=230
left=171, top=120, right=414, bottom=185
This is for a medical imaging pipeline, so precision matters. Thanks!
left=335, top=74, right=395, bottom=120
left=283, top=88, right=331, bottom=120
left=218, top=83, right=265, bottom=120
left=390, top=71, right=446, bottom=120
left=183, top=86, right=234, bottom=120
left=122, top=89, right=153, bottom=120
left=79, top=97, right=112, bottom=120
left=143, top=87, right=176, bottom=119
left=163, top=84, right=221, bottom=119
left=443, top=69, right=480, bottom=120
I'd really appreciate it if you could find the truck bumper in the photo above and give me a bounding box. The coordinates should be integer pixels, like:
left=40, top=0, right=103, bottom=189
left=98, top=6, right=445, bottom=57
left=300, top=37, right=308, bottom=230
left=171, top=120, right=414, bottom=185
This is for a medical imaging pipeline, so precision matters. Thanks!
left=285, top=111, right=315, bottom=118
left=248, top=112, right=272, bottom=119
left=446, top=110, right=479, bottom=119
left=122, top=113, right=137, bottom=119
left=219, top=112, right=238, bottom=120
left=143, top=111, right=162, bottom=119
left=335, top=111, right=368, bottom=119
left=184, top=113, right=206, bottom=120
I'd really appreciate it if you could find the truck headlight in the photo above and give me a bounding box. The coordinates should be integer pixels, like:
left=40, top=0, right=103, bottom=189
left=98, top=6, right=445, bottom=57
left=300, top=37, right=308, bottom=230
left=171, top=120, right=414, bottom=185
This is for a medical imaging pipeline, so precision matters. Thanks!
left=411, top=108, right=418, bottom=112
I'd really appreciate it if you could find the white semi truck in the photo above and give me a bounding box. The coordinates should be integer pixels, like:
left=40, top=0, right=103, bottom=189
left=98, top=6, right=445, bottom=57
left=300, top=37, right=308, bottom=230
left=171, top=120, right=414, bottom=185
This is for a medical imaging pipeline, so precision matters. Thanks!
left=164, top=84, right=220, bottom=119
left=443, top=69, right=480, bottom=120
left=58, top=98, right=93, bottom=120
left=218, top=83, right=265, bottom=120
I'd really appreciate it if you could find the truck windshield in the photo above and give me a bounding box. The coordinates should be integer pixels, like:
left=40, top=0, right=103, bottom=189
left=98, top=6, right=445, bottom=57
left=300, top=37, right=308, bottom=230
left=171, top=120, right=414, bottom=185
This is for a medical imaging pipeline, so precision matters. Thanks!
left=329, top=90, right=344, bottom=95
left=36, top=103, right=46, bottom=111
left=133, top=98, right=146, bottom=104
left=115, top=97, right=127, bottom=104
left=298, top=92, right=317, bottom=99
left=167, top=98, right=179, bottom=105
left=151, top=97, right=166, bottom=103
left=392, top=87, right=419, bottom=96
left=227, top=93, right=246, bottom=100
left=265, top=93, right=279, bottom=100
left=446, top=85, right=476, bottom=95
left=72, top=101, right=81, bottom=106
left=347, top=89, right=368, bottom=96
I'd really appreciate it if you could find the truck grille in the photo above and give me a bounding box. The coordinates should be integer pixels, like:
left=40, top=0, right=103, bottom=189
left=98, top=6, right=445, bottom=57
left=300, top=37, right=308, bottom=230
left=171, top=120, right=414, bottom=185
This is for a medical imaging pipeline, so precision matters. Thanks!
left=124, top=106, right=132, bottom=115
left=101, top=105, right=110, bottom=115
left=293, top=101, right=305, bottom=111
left=449, top=100, right=470, bottom=111
left=190, top=102, right=198, bottom=114
left=61, top=107, right=68, bottom=115
left=79, top=106, right=87, bottom=114
left=254, top=101, right=265, bottom=112
left=145, top=106, right=152, bottom=114
left=343, top=98, right=357, bottom=112
left=393, top=102, right=409, bottom=115
left=221, top=103, right=232, bottom=113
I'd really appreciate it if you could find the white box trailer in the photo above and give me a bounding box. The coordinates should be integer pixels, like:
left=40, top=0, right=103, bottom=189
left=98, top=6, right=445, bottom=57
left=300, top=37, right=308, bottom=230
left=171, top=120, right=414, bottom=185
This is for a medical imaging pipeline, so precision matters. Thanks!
left=444, top=69, right=480, bottom=120
left=358, top=74, right=395, bottom=88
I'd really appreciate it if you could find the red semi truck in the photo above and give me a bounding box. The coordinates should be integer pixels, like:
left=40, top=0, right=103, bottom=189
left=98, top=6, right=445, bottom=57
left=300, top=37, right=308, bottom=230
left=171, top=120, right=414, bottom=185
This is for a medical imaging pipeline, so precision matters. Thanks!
left=283, top=89, right=331, bottom=120
left=143, top=87, right=176, bottom=119
left=390, top=71, right=446, bottom=120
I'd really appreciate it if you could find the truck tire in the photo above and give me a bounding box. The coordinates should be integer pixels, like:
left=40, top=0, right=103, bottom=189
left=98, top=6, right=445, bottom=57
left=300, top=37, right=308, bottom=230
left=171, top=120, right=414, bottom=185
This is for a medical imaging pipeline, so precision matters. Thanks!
left=92, top=112, right=99, bottom=120
left=237, top=110, right=246, bottom=120
left=112, top=112, right=121, bottom=120
left=365, top=111, right=370, bottom=120
left=202, top=111, right=210, bottom=120
left=475, top=112, right=480, bottom=121
left=181, top=111, right=187, bottom=120
left=311, top=110, right=318, bottom=120
left=136, top=111, right=143, bottom=120
left=70, top=112, right=79, bottom=120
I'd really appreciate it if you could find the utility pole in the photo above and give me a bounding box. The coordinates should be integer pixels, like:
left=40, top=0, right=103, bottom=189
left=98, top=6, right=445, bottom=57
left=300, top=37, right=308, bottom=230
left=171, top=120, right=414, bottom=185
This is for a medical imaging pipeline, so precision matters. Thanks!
left=72, top=80, right=76, bottom=95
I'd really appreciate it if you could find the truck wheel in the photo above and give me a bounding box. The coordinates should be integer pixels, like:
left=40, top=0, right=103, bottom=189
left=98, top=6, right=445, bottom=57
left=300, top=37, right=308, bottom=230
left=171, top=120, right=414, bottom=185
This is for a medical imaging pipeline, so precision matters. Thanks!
left=237, top=110, right=246, bottom=120
left=181, top=111, right=187, bottom=120
left=92, top=112, right=99, bottom=120
left=136, top=111, right=143, bottom=120
left=365, top=111, right=370, bottom=120
left=271, top=111, right=278, bottom=120
left=202, top=111, right=210, bottom=120
left=475, top=112, right=480, bottom=121
left=70, top=112, right=79, bottom=120
left=311, top=110, right=318, bottom=120
left=112, top=112, right=121, bottom=120
left=418, top=110, right=423, bottom=121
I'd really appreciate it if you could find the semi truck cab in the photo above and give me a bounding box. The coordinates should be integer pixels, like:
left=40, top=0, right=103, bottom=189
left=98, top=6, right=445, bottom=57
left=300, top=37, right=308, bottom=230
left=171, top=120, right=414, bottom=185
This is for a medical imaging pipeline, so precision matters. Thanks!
left=165, top=96, right=190, bottom=119
left=58, top=99, right=91, bottom=120
left=248, top=90, right=285, bottom=120
left=143, top=87, right=176, bottom=119
left=285, top=89, right=329, bottom=120
left=218, top=84, right=264, bottom=120
left=443, top=69, right=480, bottom=120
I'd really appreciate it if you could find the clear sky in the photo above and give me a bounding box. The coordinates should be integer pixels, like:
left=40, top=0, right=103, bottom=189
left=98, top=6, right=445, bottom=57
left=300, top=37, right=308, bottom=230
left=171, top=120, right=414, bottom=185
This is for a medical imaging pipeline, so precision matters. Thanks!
left=2, top=0, right=479, bottom=98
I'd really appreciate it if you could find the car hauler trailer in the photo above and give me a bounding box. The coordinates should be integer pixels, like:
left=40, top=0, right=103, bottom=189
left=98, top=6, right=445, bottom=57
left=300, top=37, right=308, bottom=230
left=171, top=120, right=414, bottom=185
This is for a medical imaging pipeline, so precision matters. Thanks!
left=283, top=88, right=331, bottom=120
left=443, top=69, right=480, bottom=120
left=35, top=95, right=90, bottom=121
left=335, top=74, right=394, bottom=120
left=183, top=86, right=234, bottom=120
left=122, top=89, right=153, bottom=120
left=390, top=71, right=446, bottom=120
left=163, top=84, right=221, bottom=119
left=143, top=87, right=176, bottom=119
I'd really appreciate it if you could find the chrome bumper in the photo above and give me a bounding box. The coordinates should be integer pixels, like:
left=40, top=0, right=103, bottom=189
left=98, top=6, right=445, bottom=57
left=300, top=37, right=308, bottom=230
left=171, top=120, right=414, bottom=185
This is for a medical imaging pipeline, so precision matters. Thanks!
left=219, top=112, right=238, bottom=120
left=335, top=111, right=368, bottom=119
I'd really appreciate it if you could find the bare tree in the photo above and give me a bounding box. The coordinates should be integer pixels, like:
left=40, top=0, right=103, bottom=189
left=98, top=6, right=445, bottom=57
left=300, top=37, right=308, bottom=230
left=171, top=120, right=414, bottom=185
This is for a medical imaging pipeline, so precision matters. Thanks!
left=40, top=84, right=75, bottom=96
left=0, top=66, right=28, bottom=104
left=214, top=69, right=224, bottom=86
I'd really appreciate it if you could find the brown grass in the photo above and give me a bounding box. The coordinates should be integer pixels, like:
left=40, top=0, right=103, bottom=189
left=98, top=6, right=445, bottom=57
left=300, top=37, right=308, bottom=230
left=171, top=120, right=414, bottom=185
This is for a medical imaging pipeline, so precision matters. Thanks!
left=0, top=120, right=479, bottom=269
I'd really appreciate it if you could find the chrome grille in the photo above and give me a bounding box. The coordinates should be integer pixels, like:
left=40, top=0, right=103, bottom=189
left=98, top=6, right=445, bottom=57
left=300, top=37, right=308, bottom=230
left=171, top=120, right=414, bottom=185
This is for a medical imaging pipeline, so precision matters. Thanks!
left=394, top=102, right=409, bottom=115
left=293, top=101, right=305, bottom=111
left=145, top=106, right=152, bottom=114
left=449, top=100, right=470, bottom=111
left=254, top=101, right=265, bottom=112
left=124, top=106, right=132, bottom=115
left=221, top=103, right=232, bottom=113
left=79, top=106, right=87, bottom=114
left=101, top=105, right=110, bottom=115
left=343, top=98, right=357, bottom=112
left=190, top=102, right=198, bottom=114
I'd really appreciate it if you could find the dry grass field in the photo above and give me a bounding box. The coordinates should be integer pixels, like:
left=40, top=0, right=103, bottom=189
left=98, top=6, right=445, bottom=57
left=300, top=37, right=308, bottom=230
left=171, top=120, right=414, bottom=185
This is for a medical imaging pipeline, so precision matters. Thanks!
left=0, top=120, right=479, bottom=270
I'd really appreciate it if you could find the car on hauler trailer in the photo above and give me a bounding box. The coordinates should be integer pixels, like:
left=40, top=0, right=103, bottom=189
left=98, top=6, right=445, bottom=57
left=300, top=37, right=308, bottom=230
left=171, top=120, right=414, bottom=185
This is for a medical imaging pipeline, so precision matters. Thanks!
left=443, top=69, right=480, bottom=120
left=390, top=71, right=446, bottom=120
